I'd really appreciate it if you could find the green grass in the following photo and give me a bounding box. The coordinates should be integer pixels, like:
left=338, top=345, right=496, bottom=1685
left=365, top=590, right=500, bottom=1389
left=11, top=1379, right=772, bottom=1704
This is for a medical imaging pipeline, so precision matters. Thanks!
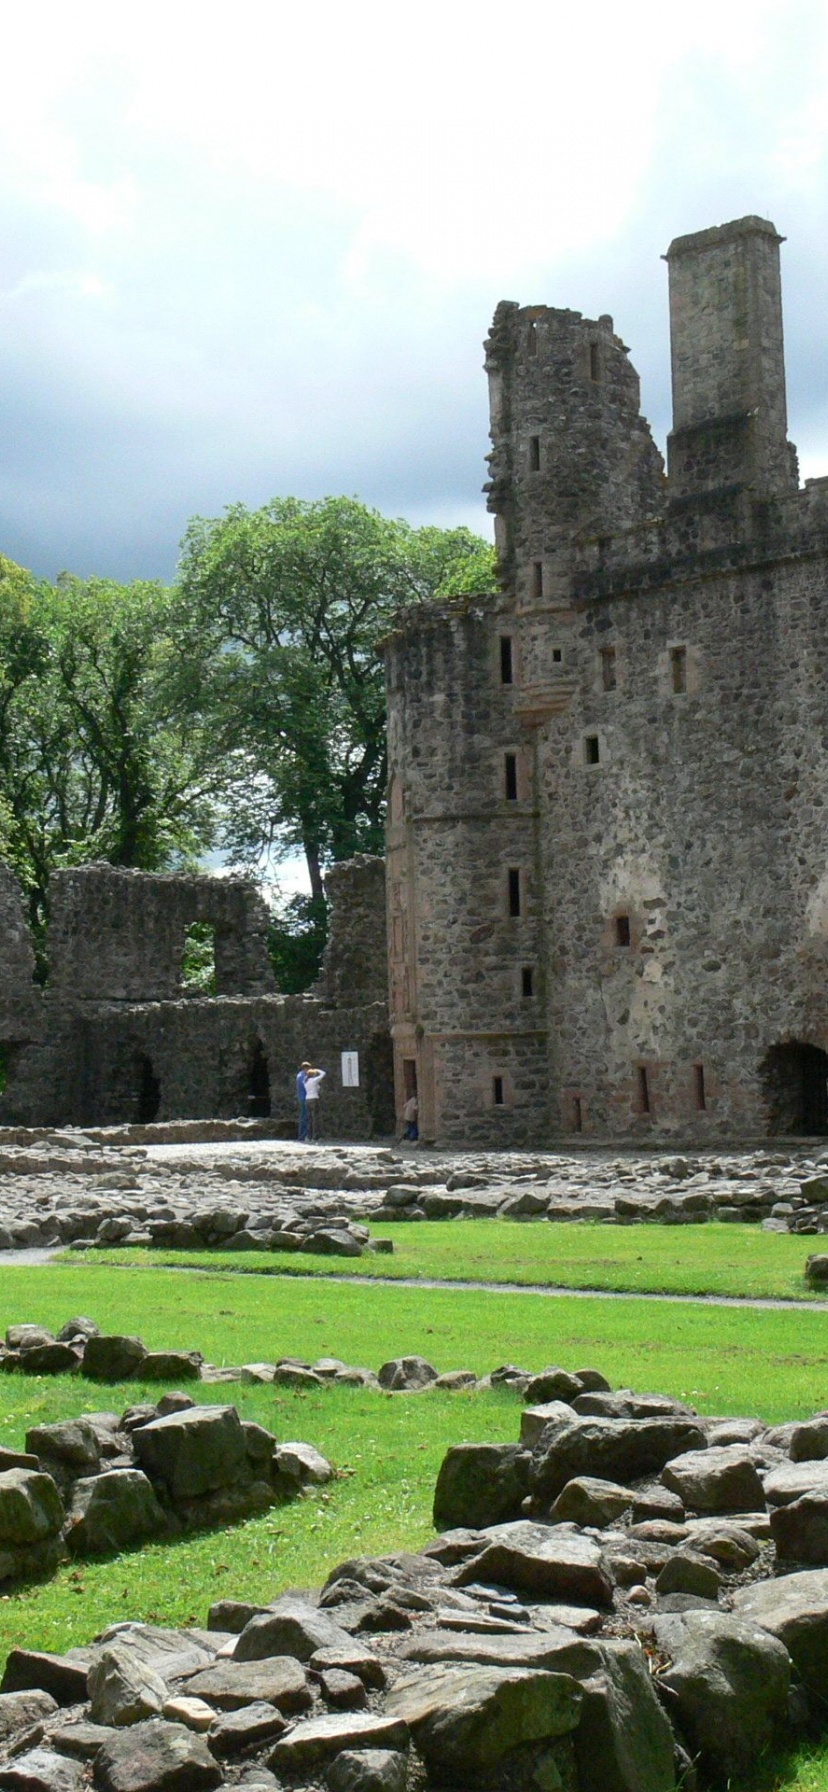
left=87, top=1217, right=825, bottom=1300
left=1, top=1252, right=828, bottom=1788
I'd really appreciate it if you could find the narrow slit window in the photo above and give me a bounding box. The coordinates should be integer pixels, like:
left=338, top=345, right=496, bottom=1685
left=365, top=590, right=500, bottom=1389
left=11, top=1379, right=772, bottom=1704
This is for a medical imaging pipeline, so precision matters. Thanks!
left=552, top=647, right=563, bottom=664
left=521, top=965, right=534, bottom=998
left=637, top=1065, right=651, bottom=1114
left=589, top=341, right=601, bottom=382
left=572, top=1096, right=583, bottom=1133
left=584, top=734, right=600, bottom=766
left=694, top=1063, right=706, bottom=1111
left=500, top=635, right=513, bottom=685
left=615, top=915, right=631, bottom=947
left=504, top=753, right=518, bottom=801
left=530, top=560, right=543, bottom=599
left=601, top=646, right=617, bottom=691
left=528, top=435, right=540, bottom=471
left=671, top=647, right=688, bottom=693
left=508, top=868, right=521, bottom=917
left=526, top=320, right=538, bottom=357
left=493, top=1075, right=505, bottom=1106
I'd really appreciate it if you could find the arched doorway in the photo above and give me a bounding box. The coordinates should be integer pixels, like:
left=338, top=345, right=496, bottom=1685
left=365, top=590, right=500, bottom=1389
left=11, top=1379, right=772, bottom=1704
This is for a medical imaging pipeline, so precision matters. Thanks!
left=247, top=1038, right=271, bottom=1118
left=134, top=1054, right=161, bottom=1124
left=760, top=1041, right=828, bottom=1134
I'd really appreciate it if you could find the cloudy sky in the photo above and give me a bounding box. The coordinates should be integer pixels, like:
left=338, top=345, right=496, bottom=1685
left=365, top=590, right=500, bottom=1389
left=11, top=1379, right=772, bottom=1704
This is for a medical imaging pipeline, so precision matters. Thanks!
left=1, top=0, right=827, bottom=585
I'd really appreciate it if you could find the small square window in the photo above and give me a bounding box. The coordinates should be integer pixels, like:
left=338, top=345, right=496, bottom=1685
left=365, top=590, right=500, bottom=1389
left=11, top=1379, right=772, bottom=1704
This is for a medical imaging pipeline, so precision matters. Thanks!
left=504, top=753, right=518, bottom=801
left=521, top=966, right=534, bottom=998
left=615, top=915, right=631, bottom=947
left=552, top=647, right=563, bottom=664
left=500, top=636, right=513, bottom=685
left=529, top=436, right=540, bottom=471
left=601, top=647, right=617, bottom=691
left=508, top=868, right=521, bottom=917
left=584, top=734, right=600, bottom=765
left=493, top=1075, right=505, bottom=1106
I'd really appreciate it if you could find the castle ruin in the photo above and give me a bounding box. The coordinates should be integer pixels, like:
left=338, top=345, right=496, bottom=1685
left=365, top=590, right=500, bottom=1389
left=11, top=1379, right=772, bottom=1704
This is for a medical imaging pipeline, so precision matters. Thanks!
left=385, top=216, right=828, bottom=1144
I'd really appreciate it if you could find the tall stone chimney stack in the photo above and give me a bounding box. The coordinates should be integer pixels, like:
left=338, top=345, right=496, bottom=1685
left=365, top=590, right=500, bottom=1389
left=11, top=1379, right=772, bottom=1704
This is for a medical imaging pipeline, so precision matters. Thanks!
left=665, top=215, right=798, bottom=501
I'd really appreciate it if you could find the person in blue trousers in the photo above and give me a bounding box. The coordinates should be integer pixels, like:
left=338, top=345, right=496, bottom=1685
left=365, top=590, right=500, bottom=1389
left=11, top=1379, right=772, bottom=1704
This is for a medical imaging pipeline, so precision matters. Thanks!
left=297, top=1061, right=311, bottom=1141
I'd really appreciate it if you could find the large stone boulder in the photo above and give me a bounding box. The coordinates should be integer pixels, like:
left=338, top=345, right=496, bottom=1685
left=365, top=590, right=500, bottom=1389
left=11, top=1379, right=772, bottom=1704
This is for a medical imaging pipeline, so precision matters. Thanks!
left=0, top=1468, right=64, bottom=1583
left=660, top=1445, right=765, bottom=1513
left=452, top=1520, right=614, bottom=1607
left=549, top=1476, right=634, bottom=1529
left=82, top=1336, right=148, bottom=1382
left=432, top=1444, right=530, bottom=1531
left=653, top=1609, right=790, bottom=1779
left=573, top=1641, right=676, bottom=1792
left=770, top=1492, right=828, bottom=1562
left=377, top=1357, right=437, bottom=1393
left=529, top=1418, right=707, bottom=1509
left=87, top=1642, right=167, bottom=1726
left=93, top=1718, right=222, bottom=1790
left=234, top=1596, right=356, bottom=1663
left=385, top=1662, right=582, bottom=1781
left=734, top=1568, right=828, bottom=1698
left=64, top=1469, right=170, bottom=1557
left=131, top=1405, right=247, bottom=1500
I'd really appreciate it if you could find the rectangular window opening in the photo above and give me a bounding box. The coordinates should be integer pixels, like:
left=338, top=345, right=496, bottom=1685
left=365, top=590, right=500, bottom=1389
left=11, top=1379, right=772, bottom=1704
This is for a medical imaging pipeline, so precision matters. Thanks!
left=671, top=646, right=688, bottom=694
left=530, top=560, right=543, bottom=600
left=589, top=342, right=601, bottom=383
left=572, top=1096, right=583, bottom=1133
left=694, top=1063, right=706, bottom=1111
left=637, top=1065, right=651, bottom=1114
left=584, top=734, right=600, bottom=766
left=615, top=914, right=631, bottom=948
left=526, top=321, right=538, bottom=357
left=521, top=965, right=534, bottom=999
left=552, top=646, right=563, bottom=664
left=500, top=635, right=513, bottom=685
left=504, top=753, right=518, bottom=801
left=493, top=1075, right=505, bottom=1106
left=529, top=435, right=540, bottom=471
left=508, top=868, right=521, bottom=917
left=601, top=646, right=617, bottom=691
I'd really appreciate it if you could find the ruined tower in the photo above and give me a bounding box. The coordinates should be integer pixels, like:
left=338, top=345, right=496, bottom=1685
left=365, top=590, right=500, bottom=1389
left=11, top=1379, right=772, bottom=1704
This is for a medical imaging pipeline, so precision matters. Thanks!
left=387, top=217, right=828, bottom=1144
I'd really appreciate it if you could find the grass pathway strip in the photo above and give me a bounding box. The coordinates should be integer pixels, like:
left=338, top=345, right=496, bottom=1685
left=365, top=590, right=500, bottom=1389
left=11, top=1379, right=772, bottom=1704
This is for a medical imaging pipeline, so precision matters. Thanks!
left=86, top=1216, right=826, bottom=1302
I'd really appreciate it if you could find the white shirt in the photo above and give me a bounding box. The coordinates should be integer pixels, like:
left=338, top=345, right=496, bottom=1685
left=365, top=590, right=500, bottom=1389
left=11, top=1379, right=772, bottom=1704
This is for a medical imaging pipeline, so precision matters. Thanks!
left=304, top=1071, right=326, bottom=1101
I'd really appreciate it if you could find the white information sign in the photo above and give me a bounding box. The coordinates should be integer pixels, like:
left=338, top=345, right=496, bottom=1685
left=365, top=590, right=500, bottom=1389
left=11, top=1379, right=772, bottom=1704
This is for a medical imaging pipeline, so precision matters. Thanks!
left=341, top=1051, right=360, bottom=1088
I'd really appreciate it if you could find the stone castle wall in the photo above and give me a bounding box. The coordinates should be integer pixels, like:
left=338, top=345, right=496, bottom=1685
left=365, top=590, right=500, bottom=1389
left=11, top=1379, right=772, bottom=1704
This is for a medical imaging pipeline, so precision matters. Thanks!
left=386, top=216, right=828, bottom=1144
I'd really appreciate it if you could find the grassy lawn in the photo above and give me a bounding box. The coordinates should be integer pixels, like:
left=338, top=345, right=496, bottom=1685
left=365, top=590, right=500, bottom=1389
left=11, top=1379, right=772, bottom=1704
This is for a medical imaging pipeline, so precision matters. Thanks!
left=87, top=1217, right=825, bottom=1300
left=0, top=1253, right=827, bottom=1787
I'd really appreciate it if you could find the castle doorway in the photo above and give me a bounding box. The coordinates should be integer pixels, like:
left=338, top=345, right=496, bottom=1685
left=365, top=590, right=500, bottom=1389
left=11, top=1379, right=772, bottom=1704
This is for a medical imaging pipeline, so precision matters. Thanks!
left=134, top=1054, right=161, bottom=1124
left=247, top=1038, right=271, bottom=1117
left=760, top=1041, right=828, bottom=1134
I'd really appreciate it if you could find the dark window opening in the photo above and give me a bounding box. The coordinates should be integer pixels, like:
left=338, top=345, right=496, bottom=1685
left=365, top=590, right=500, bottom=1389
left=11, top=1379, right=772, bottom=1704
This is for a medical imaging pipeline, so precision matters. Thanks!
left=508, top=868, right=521, bottom=917
left=500, top=635, right=513, bottom=685
left=247, top=1037, right=271, bottom=1117
left=403, top=1058, right=418, bottom=1100
left=584, top=734, right=600, bottom=765
left=637, top=1065, right=651, bottom=1114
left=589, top=341, right=601, bottom=382
left=552, top=647, right=563, bottom=664
left=135, top=1054, right=161, bottom=1124
left=521, top=965, right=534, bottom=998
left=529, top=435, right=540, bottom=471
left=671, top=646, right=688, bottom=693
left=504, top=753, right=518, bottom=801
left=601, top=646, right=617, bottom=691
left=493, top=1075, right=505, bottom=1106
left=530, top=560, right=543, bottom=599
left=615, top=914, right=631, bottom=947
left=572, top=1096, right=583, bottom=1133
left=693, top=1062, right=706, bottom=1111
left=760, top=1041, right=828, bottom=1135
left=180, top=922, right=217, bottom=994
left=526, top=320, right=538, bottom=356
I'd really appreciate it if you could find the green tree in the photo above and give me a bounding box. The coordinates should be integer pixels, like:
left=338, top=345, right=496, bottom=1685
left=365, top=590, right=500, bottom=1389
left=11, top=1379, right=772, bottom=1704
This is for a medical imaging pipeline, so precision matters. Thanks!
left=0, top=570, right=221, bottom=935
left=176, top=496, right=494, bottom=900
